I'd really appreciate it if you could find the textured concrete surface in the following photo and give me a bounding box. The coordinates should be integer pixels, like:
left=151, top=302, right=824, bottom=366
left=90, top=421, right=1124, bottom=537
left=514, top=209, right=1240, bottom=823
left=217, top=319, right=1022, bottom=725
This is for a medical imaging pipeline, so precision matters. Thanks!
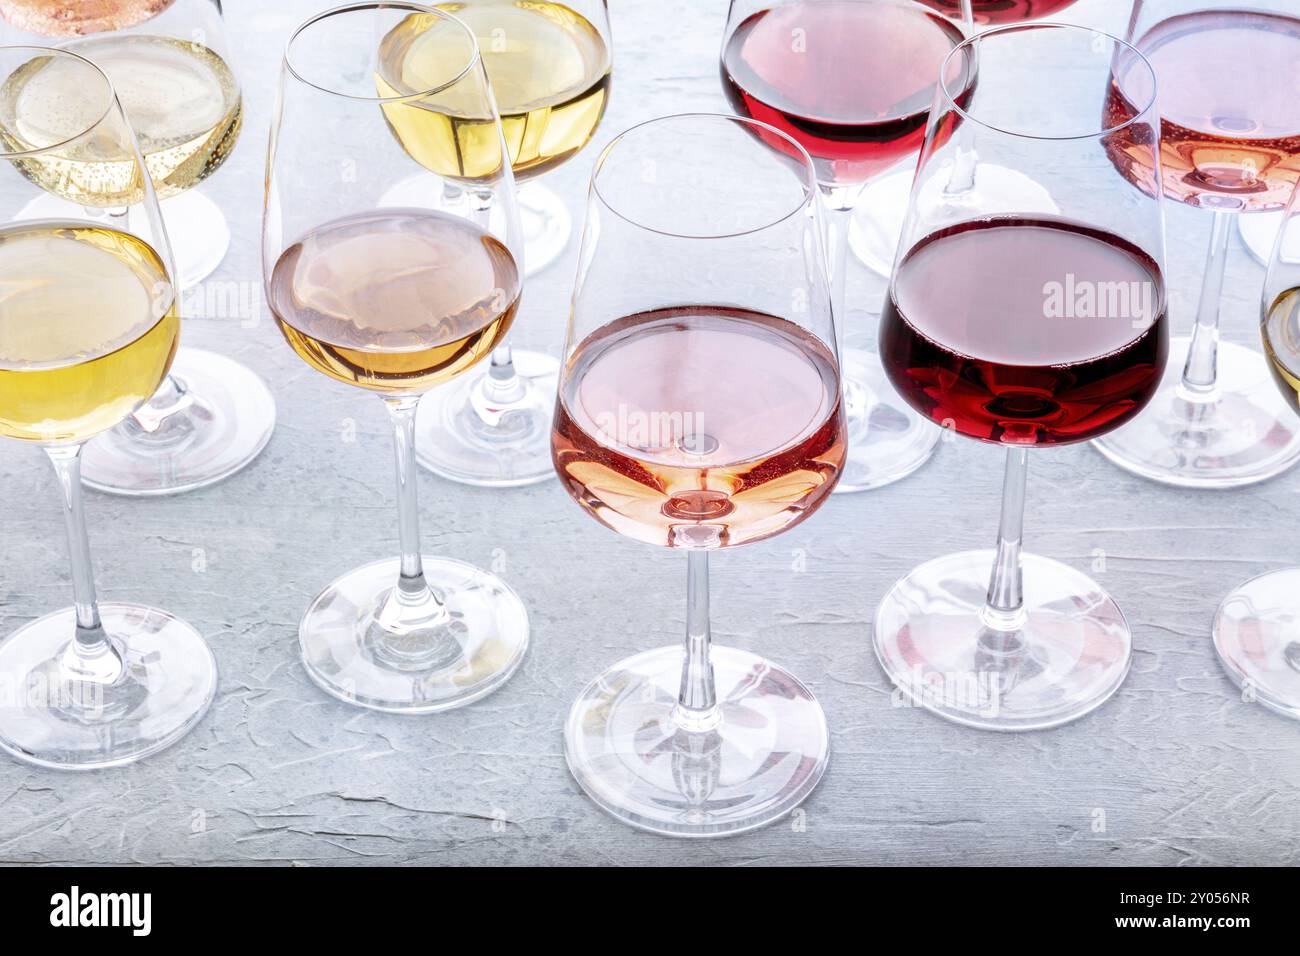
left=0, top=0, right=1297, bottom=865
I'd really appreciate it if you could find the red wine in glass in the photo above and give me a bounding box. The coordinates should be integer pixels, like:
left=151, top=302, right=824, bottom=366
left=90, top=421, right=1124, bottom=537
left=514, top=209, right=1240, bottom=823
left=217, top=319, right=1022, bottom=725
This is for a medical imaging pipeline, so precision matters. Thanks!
left=720, top=1, right=967, bottom=184
left=552, top=305, right=845, bottom=549
left=880, top=216, right=1168, bottom=445
left=918, top=0, right=1077, bottom=24
left=1105, top=9, right=1300, bottom=212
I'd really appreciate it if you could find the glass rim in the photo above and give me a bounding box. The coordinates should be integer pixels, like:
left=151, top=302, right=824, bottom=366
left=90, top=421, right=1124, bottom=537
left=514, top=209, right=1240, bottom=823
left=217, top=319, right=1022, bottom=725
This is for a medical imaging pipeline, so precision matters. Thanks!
left=0, top=45, right=117, bottom=159
left=283, top=1, right=482, bottom=104
left=590, top=111, right=820, bottom=241
left=938, top=22, right=1159, bottom=143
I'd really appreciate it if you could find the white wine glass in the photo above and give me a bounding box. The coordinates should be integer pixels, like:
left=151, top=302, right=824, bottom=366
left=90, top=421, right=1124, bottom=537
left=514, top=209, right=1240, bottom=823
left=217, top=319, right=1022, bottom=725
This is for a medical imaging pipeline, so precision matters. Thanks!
left=380, top=0, right=613, bottom=488
left=264, top=2, right=529, bottom=713
left=1212, top=183, right=1300, bottom=721
left=0, top=45, right=216, bottom=768
left=0, top=0, right=277, bottom=496
left=556, top=113, right=844, bottom=835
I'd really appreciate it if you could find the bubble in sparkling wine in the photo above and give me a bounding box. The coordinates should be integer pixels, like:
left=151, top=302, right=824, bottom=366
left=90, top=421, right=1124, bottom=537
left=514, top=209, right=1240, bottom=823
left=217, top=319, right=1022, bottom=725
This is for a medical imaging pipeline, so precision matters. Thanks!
left=0, top=0, right=174, bottom=37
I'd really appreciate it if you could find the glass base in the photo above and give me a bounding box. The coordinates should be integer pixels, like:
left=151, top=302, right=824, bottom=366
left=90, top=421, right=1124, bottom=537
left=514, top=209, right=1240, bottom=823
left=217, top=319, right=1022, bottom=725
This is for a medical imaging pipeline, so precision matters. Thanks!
left=835, top=347, right=939, bottom=493
left=0, top=603, right=217, bottom=770
left=163, top=191, right=231, bottom=287
left=1091, top=339, right=1300, bottom=488
left=415, top=349, right=558, bottom=487
left=874, top=549, right=1131, bottom=731
left=516, top=181, right=571, bottom=276
left=299, top=556, right=529, bottom=713
left=378, top=173, right=569, bottom=277
left=848, top=164, right=1058, bottom=277
left=564, top=645, right=829, bottom=837
left=1238, top=210, right=1286, bottom=267
left=17, top=190, right=229, bottom=288
left=81, top=348, right=276, bottom=496
left=1213, top=568, right=1300, bottom=721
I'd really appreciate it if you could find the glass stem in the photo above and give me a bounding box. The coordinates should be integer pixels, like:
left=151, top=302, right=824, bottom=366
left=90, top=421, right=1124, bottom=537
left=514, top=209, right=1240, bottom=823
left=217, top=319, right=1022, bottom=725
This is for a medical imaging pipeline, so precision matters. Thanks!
left=467, top=188, right=527, bottom=408
left=673, top=550, right=721, bottom=733
left=1180, top=209, right=1233, bottom=396
left=387, top=396, right=426, bottom=580
left=981, top=446, right=1029, bottom=641
left=45, top=445, right=123, bottom=683
left=819, top=182, right=858, bottom=331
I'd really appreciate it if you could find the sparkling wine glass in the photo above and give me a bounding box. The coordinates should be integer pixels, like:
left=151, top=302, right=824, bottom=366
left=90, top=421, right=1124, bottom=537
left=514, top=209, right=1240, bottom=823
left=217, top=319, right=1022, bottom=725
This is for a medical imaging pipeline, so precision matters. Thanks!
left=556, top=113, right=844, bottom=835
left=0, top=0, right=276, bottom=496
left=1212, top=184, right=1300, bottom=720
left=372, top=0, right=612, bottom=488
left=874, top=23, right=1167, bottom=730
left=264, top=2, right=528, bottom=713
left=1091, top=0, right=1300, bottom=488
left=847, top=0, right=1075, bottom=276
left=721, top=0, right=966, bottom=493
left=0, top=45, right=216, bottom=767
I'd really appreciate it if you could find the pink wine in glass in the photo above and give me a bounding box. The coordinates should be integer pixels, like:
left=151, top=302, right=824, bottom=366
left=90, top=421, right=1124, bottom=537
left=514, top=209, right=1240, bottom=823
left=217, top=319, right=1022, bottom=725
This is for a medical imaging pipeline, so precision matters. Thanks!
left=918, top=0, right=1076, bottom=24
left=1105, top=9, right=1300, bottom=212
left=880, top=217, right=1168, bottom=446
left=720, top=1, right=967, bottom=184
left=552, top=306, right=845, bottom=549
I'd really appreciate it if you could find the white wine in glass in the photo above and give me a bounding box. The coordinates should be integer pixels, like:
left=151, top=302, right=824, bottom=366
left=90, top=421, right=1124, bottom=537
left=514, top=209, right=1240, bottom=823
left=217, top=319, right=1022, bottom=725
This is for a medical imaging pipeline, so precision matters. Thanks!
left=0, top=0, right=276, bottom=498
left=0, top=46, right=216, bottom=769
left=377, top=0, right=612, bottom=490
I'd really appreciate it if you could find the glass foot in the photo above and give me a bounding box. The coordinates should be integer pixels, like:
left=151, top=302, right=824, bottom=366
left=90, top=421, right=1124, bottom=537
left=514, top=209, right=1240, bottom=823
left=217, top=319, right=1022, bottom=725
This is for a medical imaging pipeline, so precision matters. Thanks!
left=516, top=181, right=571, bottom=276
left=1091, top=339, right=1300, bottom=488
left=1213, top=568, right=1300, bottom=721
left=835, top=347, right=939, bottom=493
left=1238, top=210, right=1286, bottom=267
left=16, top=190, right=229, bottom=288
left=415, top=349, right=558, bottom=487
left=847, top=168, right=912, bottom=277
left=378, top=173, right=569, bottom=277
left=162, top=191, right=231, bottom=287
left=81, top=348, right=276, bottom=496
left=0, top=603, right=217, bottom=770
left=564, top=645, right=829, bottom=837
left=299, top=556, right=529, bottom=713
left=874, top=549, right=1131, bottom=731
left=849, top=164, right=1058, bottom=277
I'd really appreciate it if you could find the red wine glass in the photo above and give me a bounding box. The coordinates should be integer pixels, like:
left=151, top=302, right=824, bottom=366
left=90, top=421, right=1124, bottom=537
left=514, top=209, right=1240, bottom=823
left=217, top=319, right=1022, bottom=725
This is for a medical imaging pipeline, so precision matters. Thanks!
left=1092, top=0, right=1300, bottom=487
left=555, top=113, right=845, bottom=835
left=849, top=0, right=1081, bottom=279
left=1212, top=184, right=1300, bottom=720
left=875, top=23, right=1168, bottom=730
left=721, top=0, right=964, bottom=492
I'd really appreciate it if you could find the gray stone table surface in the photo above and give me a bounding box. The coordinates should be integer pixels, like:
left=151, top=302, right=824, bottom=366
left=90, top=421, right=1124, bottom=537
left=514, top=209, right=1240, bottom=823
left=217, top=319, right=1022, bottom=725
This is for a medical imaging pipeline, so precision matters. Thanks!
left=1, top=0, right=1298, bottom=866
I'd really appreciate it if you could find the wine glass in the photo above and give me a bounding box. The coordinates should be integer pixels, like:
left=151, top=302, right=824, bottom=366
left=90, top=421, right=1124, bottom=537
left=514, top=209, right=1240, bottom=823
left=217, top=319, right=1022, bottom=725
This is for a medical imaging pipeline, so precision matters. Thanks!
left=374, top=0, right=612, bottom=488
left=1212, top=184, right=1300, bottom=721
left=1091, top=0, right=1300, bottom=488
left=874, top=23, right=1167, bottom=730
left=556, top=113, right=844, bottom=835
left=847, top=0, right=1076, bottom=276
left=0, top=45, right=216, bottom=767
left=721, top=0, right=964, bottom=493
left=264, top=2, right=528, bottom=713
left=0, top=0, right=276, bottom=496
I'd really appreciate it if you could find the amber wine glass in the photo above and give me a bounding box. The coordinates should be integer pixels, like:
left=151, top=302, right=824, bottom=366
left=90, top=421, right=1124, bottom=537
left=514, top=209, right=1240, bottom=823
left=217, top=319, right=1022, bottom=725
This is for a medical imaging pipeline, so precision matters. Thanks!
left=0, top=46, right=216, bottom=768
left=0, top=0, right=276, bottom=497
left=555, top=113, right=844, bottom=836
left=264, top=3, right=528, bottom=713
left=372, top=0, right=613, bottom=489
